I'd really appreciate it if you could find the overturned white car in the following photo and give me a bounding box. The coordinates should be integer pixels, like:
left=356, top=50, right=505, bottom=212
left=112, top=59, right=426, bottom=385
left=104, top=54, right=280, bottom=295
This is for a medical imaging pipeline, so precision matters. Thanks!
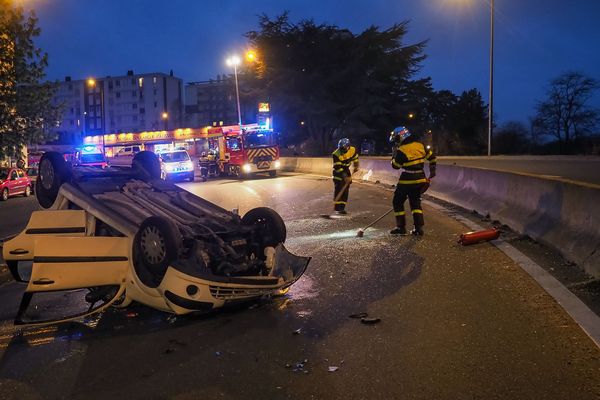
left=2, top=151, right=310, bottom=325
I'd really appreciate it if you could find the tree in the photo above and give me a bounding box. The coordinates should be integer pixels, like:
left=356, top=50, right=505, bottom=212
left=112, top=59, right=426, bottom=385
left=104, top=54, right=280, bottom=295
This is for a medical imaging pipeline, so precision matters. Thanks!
left=0, top=1, right=60, bottom=161
left=493, top=121, right=530, bottom=154
left=533, top=71, right=599, bottom=153
left=244, top=13, right=427, bottom=154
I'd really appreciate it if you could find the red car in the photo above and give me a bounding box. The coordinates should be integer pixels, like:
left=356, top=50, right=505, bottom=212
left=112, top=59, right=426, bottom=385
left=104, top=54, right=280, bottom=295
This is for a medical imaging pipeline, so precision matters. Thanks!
left=0, top=167, right=33, bottom=201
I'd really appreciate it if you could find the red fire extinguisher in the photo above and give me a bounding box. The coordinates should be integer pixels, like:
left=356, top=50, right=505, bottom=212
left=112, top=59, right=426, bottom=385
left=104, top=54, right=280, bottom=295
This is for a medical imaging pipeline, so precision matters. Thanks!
left=458, top=228, right=500, bottom=245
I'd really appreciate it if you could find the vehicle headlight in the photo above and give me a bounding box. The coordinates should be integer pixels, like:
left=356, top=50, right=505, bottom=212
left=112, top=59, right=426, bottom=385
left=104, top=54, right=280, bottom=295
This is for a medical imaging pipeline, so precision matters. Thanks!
left=165, top=163, right=176, bottom=172
left=184, top=161, right=194, bottom=171
left=242, top=164, right=252, bottom=173
left=274, top=160, right=281, bottom=169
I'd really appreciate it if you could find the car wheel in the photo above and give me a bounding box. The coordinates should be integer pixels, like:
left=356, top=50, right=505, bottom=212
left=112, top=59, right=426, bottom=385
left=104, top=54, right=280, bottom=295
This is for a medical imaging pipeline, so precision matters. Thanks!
left=242, top=207, right=287, bottom=248
left=23, top=185, right=31, bottom=197
left=132, top=151, right=161, bottom=181
left=269, top=170, right=277, bottom=177
left=1, top=188, right=8, bottom=201
left=133, top=216, right=181, bottom=284
left=189, top=172, right=195, bottom=182
left=36, top=152, right=71, bottom=209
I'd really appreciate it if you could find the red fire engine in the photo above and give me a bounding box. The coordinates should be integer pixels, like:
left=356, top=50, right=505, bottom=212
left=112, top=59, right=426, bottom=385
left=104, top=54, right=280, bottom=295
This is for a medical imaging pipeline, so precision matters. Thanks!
left=204, top=124, right=281, bottom=178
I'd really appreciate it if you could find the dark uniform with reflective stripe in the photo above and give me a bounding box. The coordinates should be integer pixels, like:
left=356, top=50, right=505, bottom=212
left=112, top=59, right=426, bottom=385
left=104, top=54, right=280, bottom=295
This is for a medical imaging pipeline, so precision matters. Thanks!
left=391, top=137, right=436, bottom=233
left=332, top=146, right=359, bottom=212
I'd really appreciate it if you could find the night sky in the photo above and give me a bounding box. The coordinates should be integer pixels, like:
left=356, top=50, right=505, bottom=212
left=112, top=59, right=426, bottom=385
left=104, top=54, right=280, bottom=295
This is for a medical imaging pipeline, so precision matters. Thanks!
left=29, top=0, right=600, bottom=126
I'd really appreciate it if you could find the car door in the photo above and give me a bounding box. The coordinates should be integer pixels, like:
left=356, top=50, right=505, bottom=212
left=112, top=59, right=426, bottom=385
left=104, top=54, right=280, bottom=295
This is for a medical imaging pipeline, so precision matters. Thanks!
left=9, top=169, right=21, bottom=194
left=17, top=169, right=27, bottom=191
left=15, top=236, right=131, bottom=325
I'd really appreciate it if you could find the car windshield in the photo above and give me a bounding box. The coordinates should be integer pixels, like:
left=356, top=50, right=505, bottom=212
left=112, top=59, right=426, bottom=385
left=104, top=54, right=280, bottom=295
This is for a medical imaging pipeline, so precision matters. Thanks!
left=81, top=153, right=106, bottom=163
left=243, top=131, right=276, bottom=148
left=0, top=169, right=8, bottom=180
left=161, top=151, right=190, bottom=163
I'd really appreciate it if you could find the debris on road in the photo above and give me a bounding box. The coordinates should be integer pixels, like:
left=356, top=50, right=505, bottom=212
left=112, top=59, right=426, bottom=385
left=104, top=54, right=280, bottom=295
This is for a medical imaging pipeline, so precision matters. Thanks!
left=328, top=366, right=339, bottom=372
left=349, top=312, right=368, bottom=319
left=360, top=317, right=381, bottom=325
left=292, top=328, right=302, bottom=335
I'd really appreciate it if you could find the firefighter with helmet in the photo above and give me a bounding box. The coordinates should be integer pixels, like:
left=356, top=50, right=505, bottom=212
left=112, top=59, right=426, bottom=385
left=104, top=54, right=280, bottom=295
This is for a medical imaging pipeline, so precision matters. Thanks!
left=389, top=126, right=436, bottom=235
left=332, top=138, right=359, bottom=214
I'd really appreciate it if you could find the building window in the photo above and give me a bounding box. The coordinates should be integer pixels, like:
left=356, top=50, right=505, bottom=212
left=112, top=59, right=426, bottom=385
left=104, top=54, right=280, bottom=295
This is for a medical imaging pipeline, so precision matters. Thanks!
left=132, top=90, right=136, bottom=97
left=108, top=81, right=113, bottom=90
left=153, top=89, right=157, bottom=95
left=153, top=76, right=157, bottom=84
left=132, top=103, right=138, bottom=110
left=153, top=101, right=157, bottom=108
left=131, top=78, right=135, bottom=85
left=140, top=107, right=145, bottom=114
left=116, top=80, right=121, bottom=87
left=138, top=77, right=144, bottom=88
left=132, top=115, right=138, bottom=122
left=116, top=92, right=121, bottom=98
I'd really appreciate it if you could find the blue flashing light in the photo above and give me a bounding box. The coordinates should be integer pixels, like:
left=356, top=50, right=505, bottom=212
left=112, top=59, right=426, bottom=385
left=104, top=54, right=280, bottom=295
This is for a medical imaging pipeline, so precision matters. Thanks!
left=82, top=145, right=96, bottom=153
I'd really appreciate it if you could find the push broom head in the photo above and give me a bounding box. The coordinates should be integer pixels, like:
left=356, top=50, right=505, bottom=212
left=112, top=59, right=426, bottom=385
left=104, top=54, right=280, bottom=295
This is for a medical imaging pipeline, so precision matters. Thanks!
left=356, top=229, right=364, bottom=237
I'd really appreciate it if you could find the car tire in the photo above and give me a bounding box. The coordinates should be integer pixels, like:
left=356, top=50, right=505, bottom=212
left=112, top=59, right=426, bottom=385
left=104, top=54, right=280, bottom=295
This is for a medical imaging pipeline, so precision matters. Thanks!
left=132, top=151, right=161, bottom=181
left=36, top=152, right=71, bottom=209
left=23, top=185, right=31, bottom=197
left=133, top=216, right=181, bottom=285
left=269, top=170, right=277, bottom=177
left=241, top=207, right=287, bottom=248
left=189, top=172, right=195, bottom=182
left=1, top=188, right=8, bottom=201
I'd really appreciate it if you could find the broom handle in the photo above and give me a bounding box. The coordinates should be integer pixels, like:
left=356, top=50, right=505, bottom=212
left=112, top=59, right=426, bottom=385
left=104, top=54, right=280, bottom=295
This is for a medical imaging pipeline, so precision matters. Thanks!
left=361, top=208, right=394, bottom=230
left=333, top=170, right=357, bottom=202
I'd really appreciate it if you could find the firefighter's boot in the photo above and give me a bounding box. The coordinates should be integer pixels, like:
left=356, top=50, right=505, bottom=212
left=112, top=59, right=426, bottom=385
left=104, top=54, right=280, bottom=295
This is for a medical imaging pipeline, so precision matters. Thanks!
left=390, top=215, right=407, bottom=235
left=411, top=213, right=425, bottom=236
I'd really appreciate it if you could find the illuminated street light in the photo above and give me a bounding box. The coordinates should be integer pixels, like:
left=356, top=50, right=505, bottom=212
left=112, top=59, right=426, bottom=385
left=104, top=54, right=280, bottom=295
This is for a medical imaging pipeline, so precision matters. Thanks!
left=246, top=50, right=257, bottom=62
left=87, top=78, right=96, bottom=87
left=161, top=112, right=168, bottom=130
left=226, top=55, right=243, bottom=129
left=408, top=113, right=414, bottom=119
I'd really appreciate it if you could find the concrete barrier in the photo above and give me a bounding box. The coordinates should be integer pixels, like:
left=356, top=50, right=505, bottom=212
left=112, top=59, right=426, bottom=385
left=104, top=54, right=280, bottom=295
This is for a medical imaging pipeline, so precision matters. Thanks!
left=280, top=157, right=600, bottom=278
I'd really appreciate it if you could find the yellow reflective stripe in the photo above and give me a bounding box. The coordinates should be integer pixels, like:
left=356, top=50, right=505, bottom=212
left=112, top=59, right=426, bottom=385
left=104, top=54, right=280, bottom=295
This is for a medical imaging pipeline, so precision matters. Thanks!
left=334, top=201, right=347, bottom=205
left=337, top=147, right=356, bottom=161
left=334, top=162, right=343, bottom=166
left=412, top=209, right=423, bottom=214
left=397, top=178, right=428, bottom=184
left=403, top=159, right=425, bottom=167
left=334, top=168, right=344, bottom=172
left=391, top=159, right=402, bottom=168
left=394, top=211, right=406, bottom=216
left=333, top=176, right=342, bottom=181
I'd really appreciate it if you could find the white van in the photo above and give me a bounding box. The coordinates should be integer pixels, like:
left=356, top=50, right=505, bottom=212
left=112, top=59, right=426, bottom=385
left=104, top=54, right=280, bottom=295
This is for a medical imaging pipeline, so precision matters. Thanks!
left=115, top=145, right=142, bottom=157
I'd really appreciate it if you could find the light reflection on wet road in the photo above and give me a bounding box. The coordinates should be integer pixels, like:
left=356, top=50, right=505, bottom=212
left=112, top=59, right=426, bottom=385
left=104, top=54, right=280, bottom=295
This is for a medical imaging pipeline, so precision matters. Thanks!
left=0, top=172, right=599, bottom=399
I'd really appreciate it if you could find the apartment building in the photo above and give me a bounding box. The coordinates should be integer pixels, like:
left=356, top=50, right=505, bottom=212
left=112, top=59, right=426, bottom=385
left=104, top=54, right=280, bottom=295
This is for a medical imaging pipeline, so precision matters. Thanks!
left=184, top=74, right=256, bottom=128
left=53, top=70, right=183, bottom=142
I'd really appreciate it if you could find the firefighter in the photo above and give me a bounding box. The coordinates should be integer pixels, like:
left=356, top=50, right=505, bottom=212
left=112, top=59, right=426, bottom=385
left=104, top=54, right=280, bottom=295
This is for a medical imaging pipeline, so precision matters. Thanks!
left=332, top=138, right=359, bottom=214
left=389, top=126, right=436, bottom=235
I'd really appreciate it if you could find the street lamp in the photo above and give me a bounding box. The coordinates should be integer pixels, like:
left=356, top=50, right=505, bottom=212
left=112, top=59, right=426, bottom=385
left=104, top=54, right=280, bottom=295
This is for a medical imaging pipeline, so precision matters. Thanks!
left=87, top=78, right=105, bottom=155
left=226, top=55, right=242, bottom=130
left=488, top=0, right=494, bottom=156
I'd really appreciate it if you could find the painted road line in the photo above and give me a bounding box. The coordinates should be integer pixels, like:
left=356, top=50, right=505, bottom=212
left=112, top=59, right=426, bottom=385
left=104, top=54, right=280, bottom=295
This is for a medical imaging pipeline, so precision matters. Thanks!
left=423, top=199, right=600, bottom=349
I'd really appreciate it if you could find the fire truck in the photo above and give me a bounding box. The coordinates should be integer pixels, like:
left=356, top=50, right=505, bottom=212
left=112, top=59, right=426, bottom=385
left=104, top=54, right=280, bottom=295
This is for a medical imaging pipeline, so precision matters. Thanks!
left=204, top=124, right=281, bottom=178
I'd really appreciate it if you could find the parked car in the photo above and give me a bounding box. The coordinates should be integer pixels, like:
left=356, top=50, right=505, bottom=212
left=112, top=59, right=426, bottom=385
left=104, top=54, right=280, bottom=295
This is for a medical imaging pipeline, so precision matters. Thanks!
left=115, top=145, right=142, bottom=157
left=2, top=151, right=310, bottom=325
left=0, top=167, right=32, bottom=201
left=26, top=166, right=38, bottom=194
left=159, top=150, right=195, bottom=181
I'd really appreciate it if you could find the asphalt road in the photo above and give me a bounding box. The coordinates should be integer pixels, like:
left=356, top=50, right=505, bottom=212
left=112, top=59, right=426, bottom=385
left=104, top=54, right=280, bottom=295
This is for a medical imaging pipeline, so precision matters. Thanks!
left=0, top=173, right=599, bottom=399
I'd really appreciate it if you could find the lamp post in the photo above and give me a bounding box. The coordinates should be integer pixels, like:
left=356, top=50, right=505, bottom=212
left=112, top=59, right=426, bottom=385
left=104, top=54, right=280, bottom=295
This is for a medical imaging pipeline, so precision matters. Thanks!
left=87, top=78, right=105, bottom=155
left=488, top=0, right=494, bottom=156
left=226, top=55, right=242, bottom=130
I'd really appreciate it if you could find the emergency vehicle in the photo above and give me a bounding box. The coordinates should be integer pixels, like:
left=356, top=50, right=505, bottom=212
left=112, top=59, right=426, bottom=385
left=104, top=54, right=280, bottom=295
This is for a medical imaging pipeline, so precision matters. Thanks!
left=205, top=125, right=281, bottom=178
left=74, top=145, right=108, bottom=168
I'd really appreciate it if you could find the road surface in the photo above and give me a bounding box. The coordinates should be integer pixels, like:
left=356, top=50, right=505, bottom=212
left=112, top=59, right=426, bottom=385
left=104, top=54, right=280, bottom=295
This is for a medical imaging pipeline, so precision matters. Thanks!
left=0, top=173, right=598, bottom=399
